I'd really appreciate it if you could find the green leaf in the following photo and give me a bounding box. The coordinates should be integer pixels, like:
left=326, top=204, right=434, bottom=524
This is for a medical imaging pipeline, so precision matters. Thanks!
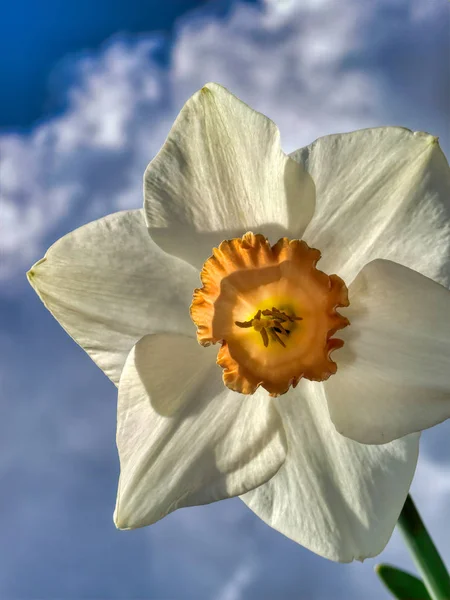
left=397, top=495, right=450, bottom=600
left=376, top=564, right=432, bottom=600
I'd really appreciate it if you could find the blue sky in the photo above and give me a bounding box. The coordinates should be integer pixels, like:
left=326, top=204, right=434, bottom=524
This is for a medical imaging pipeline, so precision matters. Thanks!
left=1, top=0, right=450, bottom=598
left=0, top=0, right=252, bottom=128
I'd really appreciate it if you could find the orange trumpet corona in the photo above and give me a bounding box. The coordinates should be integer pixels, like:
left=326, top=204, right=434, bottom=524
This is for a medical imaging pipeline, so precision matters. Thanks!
left=190, top=232, right=350, bottom=396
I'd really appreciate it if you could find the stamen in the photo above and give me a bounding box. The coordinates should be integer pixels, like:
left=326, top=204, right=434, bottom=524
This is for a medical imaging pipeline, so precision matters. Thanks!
left=271, top=329, right=286, bottom=348
left=235, top=307, right=301, bottom=349
left=260, top=328, right=269, bottom=347
left=234, top=320, right=253, bottom=328
left=273, top=321, right=289, bottom=334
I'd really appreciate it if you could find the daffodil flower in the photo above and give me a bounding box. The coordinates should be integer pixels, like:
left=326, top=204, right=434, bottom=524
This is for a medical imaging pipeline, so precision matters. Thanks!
left=28, top=83, right=450, bottom=563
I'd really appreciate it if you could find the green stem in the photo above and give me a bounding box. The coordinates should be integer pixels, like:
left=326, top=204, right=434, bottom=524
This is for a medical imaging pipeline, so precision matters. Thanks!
left=398, top=494, right=450, bottom=600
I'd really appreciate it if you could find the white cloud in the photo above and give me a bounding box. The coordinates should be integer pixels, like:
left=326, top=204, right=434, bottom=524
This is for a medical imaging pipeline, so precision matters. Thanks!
left=174, top=0, right=381, bottom=144
left=215, top=559, right=257, bottom=600
left=0, top=38, right=168, bottom=283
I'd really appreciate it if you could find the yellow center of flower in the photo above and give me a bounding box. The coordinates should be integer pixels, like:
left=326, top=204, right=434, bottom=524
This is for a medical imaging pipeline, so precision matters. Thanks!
left=190, top=232, right=350, bottom=396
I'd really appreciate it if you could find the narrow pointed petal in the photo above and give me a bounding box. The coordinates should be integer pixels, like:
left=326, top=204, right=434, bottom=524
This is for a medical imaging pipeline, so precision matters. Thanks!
left=144, top=83, right=315, bottom=269
left=325, top=259, right=450, bottom=445
left=292, top=128, right=450, bottom=286
left=114, top=333, right=287, bottom=529
left=241, top=381, right=419, bottom=562
left=28, top=210, right=198, bottom=385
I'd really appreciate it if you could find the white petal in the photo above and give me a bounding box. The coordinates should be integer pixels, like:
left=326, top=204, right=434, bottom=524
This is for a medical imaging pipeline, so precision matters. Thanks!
left=144, top=83, right=315, bottom=269
left=28, top=210, right=198, bottom=385
left=114, top=333, right=287, bottom=529
left=241, top=381, right=419, bottom=562
left=325, top=259, right=450, bottom=445
left=292, top=128, right=450, bottom=286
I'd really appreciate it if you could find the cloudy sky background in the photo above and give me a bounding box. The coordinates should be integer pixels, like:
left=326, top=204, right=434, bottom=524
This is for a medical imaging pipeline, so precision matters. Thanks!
left=1, top=0, right=449, bottom=598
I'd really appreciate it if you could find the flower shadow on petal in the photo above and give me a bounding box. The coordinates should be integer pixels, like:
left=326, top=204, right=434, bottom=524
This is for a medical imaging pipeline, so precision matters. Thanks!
left=147, top=158, right=316, bottom=270
left=132, top=333, right=221, bottom=418
left=117, top=335, right=288, bottom=517
left=148, top=223, right=296, bottom=270
left=131, top=334, right=287, bottom=466
left=284, top=153, right=316, bottom=235
left=334, top=278, right=372, bottom=370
